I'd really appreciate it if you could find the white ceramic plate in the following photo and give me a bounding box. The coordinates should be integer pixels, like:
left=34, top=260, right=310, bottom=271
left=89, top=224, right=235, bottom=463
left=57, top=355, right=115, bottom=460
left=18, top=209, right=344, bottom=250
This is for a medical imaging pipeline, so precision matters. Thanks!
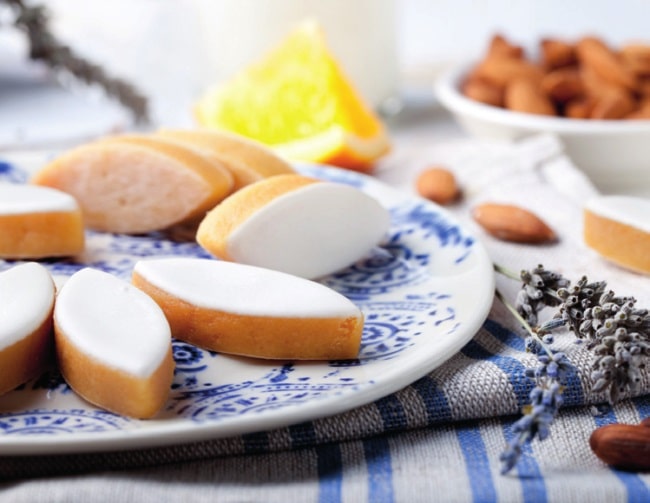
left=435, top=63, right=650, bottom=196
left=0, top=163, right=494, bottom=455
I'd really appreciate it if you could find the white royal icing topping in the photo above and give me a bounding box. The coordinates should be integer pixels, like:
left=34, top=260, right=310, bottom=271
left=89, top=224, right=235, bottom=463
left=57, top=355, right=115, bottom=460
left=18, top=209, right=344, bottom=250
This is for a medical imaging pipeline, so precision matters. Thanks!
left=54, top=268, right=171, bottom=378
left=0, top=262, right=55, bottom=351
left=586, top=195, right=650, bottom=234
left=0, top=184, right=79, bottom=215
left=134, top=258, right=361, bottom=319
left=227, top=182, right=390, bottom=279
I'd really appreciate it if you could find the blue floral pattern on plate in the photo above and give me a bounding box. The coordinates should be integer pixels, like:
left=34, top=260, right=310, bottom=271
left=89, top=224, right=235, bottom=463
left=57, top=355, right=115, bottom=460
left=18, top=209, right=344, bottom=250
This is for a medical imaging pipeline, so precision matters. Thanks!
left=0, top=162, right=494, bottom=452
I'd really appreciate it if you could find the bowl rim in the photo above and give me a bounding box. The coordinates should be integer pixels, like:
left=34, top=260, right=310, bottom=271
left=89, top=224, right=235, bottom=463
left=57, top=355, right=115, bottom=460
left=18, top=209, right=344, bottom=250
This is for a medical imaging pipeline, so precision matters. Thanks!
left=434, top=62, right=650, bottom=136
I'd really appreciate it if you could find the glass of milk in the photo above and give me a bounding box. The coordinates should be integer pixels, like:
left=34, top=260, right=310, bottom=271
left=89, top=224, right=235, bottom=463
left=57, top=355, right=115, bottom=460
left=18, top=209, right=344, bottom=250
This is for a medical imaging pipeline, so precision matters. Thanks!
left=194, top=0, right=400, bottom=112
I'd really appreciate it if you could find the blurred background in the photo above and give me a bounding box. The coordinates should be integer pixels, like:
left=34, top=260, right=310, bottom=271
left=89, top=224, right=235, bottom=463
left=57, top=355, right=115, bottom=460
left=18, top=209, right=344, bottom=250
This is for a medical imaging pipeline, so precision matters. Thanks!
left=401, top=0, right=649, bottom=68
left=1, top=0, right=649, bottom=145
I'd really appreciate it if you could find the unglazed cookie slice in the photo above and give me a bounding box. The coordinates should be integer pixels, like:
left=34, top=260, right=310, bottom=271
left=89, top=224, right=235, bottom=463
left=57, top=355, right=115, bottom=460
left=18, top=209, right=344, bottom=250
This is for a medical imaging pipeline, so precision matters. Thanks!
left=155, top=130, right=264, bottom=191
left=0, top=184, right=84, bottom=259
left=0, top=263, right=55, bottom=396
left=31, top=137, right=234, bottom=234
left=101, top=132, right=241, bottom=188
left=155, top=136, right=262, bottom=191
left=584, top=195, right=650, bottom=274
left=132, top=258, right=364, bottom=360
left=196, top=174, right=390, bottom=279
left=157, top=128, right=295, bottom=178
left=54, top=268, right=174, bottom=418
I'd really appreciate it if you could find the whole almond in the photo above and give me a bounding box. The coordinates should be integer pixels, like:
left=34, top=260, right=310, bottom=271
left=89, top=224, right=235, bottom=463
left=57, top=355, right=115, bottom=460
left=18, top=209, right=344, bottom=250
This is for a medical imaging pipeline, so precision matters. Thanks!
left=462, top=78, right=504, bottom=107
left=565, top=97, right=596, bottom=119
left=541, top=68, right=585, bottom=103
left=576, top=37, right=638, bottom=91
left=590, top=423, right=650, bottom=471
left=472, top=203, right=556, bottom=243
left=505, top=78, right=556, bottom=116
left=540, top=38, right=577, bottom=70
left=590, top=90, right=636, bottom=119
left=639, top=78, right=650, bottom=97
left=620, top=43, right=650, bottom=77
left=474, top=56, right=544, bottom=89
left=416, top=167, right=460, bottom=205
left=487, top=34, right=525, bottom=60
left=580, top=65, right=627, bottom=99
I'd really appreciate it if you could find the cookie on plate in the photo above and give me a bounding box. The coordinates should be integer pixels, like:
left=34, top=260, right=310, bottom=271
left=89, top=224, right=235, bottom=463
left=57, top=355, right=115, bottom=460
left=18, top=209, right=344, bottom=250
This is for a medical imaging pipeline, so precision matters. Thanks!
left=0, top=262, right=56, bottom=395
left=54, top=268, right=174, bottom=418
left=196, top=174, right=390, bottom=279
left=31, top=136, right=233, bottom=234
left=584, top=195, right=650, bottom=274
left=0, top=184, right=84, bottom=259
left=132, top=258, right=364, bottom=360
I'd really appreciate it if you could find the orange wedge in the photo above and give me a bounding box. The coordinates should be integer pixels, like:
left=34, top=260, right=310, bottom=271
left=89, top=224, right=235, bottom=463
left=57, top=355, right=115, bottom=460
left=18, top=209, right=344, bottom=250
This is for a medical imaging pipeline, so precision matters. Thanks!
left=194, top=21, right=390, bottom=173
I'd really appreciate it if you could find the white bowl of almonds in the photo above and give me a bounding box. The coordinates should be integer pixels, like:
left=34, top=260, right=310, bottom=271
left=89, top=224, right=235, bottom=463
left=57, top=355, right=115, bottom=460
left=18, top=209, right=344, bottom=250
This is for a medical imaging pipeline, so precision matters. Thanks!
left=435, top=34, right=650, bottom=195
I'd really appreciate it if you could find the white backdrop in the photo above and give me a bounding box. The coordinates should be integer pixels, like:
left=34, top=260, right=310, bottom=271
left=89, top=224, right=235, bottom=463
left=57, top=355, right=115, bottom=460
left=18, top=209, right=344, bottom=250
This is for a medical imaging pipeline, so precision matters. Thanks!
left=400, top=0, right=650, bottom=67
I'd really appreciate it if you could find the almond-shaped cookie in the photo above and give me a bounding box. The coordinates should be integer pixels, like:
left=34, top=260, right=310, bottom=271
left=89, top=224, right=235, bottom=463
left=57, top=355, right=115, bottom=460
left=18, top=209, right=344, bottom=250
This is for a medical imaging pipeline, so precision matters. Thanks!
left=132, top=258, right=364, bottom=360
left=196, top=174, right=390, bottom=279
left=31, top=137, right=234, bottom=234
left=154, top=131, right=263, bottom=192
left=54, top=268, right=174, bottom=418
left=584, top=195, right=650, bottom=274
left=157, top=128, right=295, bottom=178
left=0, top=184, right=84, bottom=259
left=0, top=262, right=55, bottom=395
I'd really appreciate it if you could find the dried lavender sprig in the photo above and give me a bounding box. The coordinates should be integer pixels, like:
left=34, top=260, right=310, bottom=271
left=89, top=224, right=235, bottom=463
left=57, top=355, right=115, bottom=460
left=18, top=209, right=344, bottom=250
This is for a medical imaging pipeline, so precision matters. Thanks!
left=496, top=264, right=650, bottom=474
left=493, top=263, right=568, bottom=326
left=495, top=288, right=574, bottom=474
left=516, top=265, right=570, bottom=326
left=500, top=379, right=566, bottom=474
left=4, top=0, right=150, bottom=123
left=554, top=279, right=650, bottom=404
left=509, top=266, right=650, bottom=403
left=495, top=288, right=553, bottom=357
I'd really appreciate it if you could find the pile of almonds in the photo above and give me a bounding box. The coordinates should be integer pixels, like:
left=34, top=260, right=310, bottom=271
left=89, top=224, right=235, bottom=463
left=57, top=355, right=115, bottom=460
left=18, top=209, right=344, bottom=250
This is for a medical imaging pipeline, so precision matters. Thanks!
left=463, top=34, right=650, bottom=120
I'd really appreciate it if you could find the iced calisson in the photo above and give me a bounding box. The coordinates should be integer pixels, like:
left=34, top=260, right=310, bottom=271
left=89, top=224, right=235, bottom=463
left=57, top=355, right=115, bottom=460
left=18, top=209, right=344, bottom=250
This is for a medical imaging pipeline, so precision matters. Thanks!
left=132, top=258, right=364, bottom=360
left=0, top=263, right=56, bottom=396
left=54, top=268, right=174, bottom=418
left=584, top=195, right=650, bottom=274
left=196, top=173, right=390, bottom=279
left=0, top=184, right=84, bottom=259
